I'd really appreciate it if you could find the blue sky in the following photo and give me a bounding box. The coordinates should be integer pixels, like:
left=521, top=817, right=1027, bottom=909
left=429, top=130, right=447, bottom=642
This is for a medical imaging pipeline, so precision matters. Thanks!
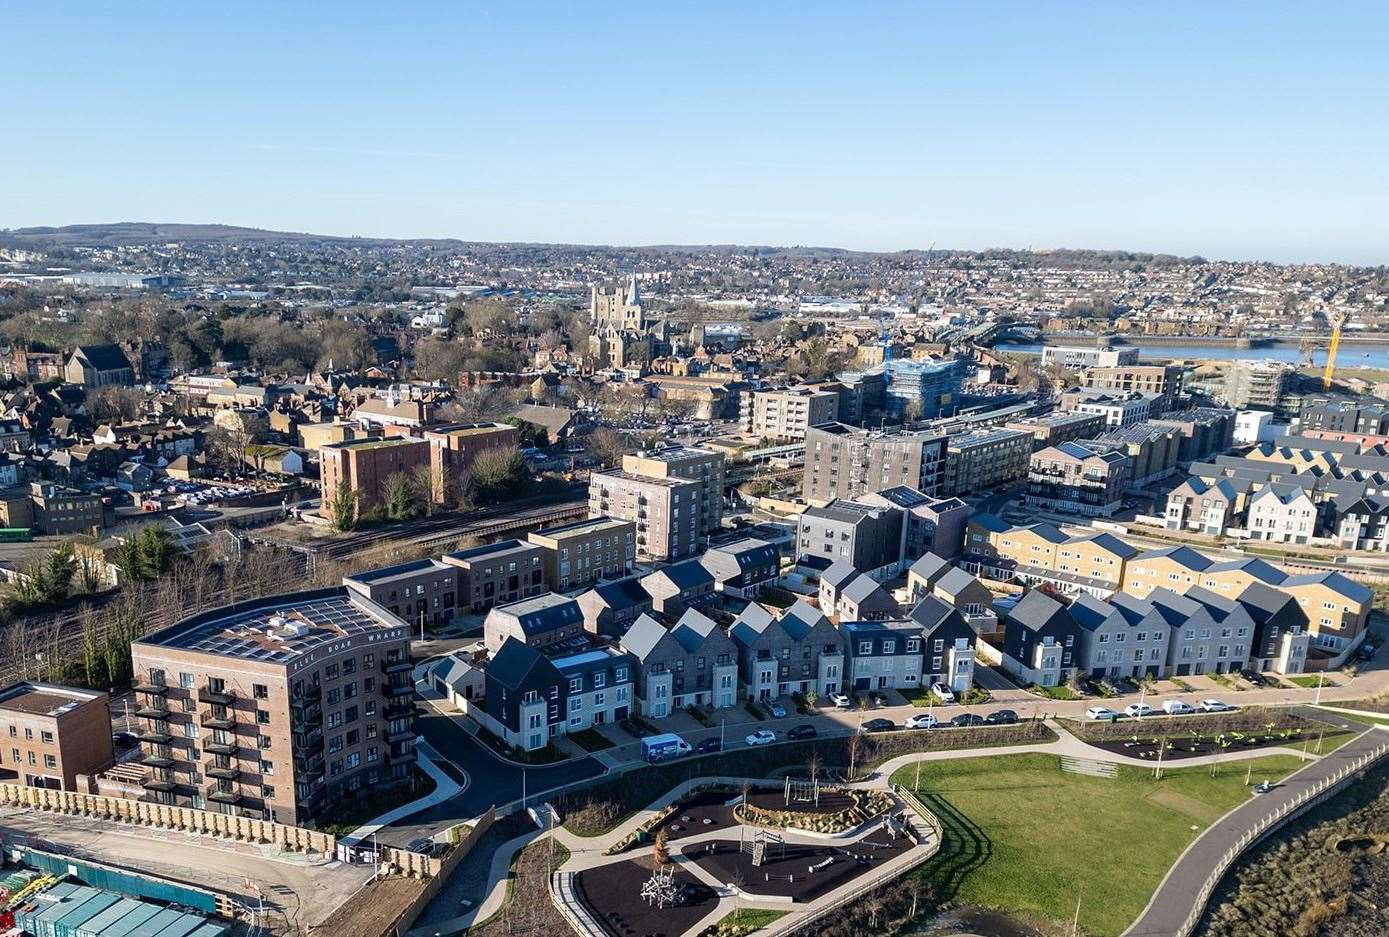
left=5, top=2, right=1388, bottom=263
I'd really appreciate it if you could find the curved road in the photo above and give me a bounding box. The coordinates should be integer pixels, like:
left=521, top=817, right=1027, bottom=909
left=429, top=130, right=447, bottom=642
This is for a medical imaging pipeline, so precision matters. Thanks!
left=377, top=703, right=605, bottom=846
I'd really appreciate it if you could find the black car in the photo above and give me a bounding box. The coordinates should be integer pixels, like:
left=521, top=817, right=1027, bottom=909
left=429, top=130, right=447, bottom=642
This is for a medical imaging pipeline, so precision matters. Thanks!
left=986, top=709, right=1018, bottom=725
left=862, top=718, right=895, bottom=733
left=694, top=737, right=722, bottom=754
left=111, top=731, right=138, bottom=750
left=950, top=713, right=986, bottom=728
left=787, top=724, right=817, bottom=740
left=1239, top=669, right=1266, bottom=686
left=1357, top=643, right=1379, bottom=661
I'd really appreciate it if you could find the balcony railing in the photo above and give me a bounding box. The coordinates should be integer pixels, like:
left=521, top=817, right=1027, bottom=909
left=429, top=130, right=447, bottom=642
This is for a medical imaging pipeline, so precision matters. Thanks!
left=141, top=772, right=176, bottom=793
left=204, top=783, right=242, bottom=805
left=198, top=686, right=235, bottom=706
left=133, top=680, right=168, bottom=696
left=385, top=681, right=414, bottom=698
left=200, top=709, right=237, bottom=731
left=382, top=658, right=413, bottom=674
left=135, top=702, right=170, bottom=719
left=203, top=739, right=237, bottom=756
left=206, top=764, right=241, bottom=781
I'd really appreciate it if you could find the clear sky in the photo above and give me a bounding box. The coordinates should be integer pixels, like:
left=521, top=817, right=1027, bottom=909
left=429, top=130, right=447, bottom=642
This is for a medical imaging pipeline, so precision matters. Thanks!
left=5, top=2, right=1388, bottom=264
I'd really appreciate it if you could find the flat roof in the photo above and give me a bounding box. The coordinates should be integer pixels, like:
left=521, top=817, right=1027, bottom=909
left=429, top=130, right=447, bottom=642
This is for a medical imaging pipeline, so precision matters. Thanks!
left=344, top=558, right=449, bottom=585
left=0, top=683, right=100, bottom=717
left=135, top=587, right=405, bottom=664
left=425, top=421, right=513, bottom=437
left=530, top=515, right=630, bottom=539
left=591, top=470, right=697, bottom=489
left=323, top=436, right=426, bottom=451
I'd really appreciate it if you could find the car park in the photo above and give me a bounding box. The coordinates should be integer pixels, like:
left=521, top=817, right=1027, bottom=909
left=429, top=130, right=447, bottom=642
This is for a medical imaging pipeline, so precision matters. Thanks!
left=930, top=682, right=955, bottom=703
left=769, top=701, right=787, bottom=718
left=1124, top=703, right=1153, bottom=718
left=862, top=718, right=895, bottom=732
left=787, top=724, right=817, bottom=740
left=695, top=737, right=722, bottom=754
left=904, top=712, right=939, bottom=729
left=746, top=729, right=777, bottom=746
left=986, top=709, right=1018, bottom=724
left=1200, top=699, right=1233, bottom=713
left=1086, top=706, right=1118, bottom=720
left=1162, top=700, right=1195, bottom=715
left=950, top=713, right=986, bottom=728
left=829, top=692, right=851, bottom=709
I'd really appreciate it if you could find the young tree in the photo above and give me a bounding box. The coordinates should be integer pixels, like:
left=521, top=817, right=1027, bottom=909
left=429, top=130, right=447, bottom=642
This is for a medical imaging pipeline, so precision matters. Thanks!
left=328, top=482, right=358, bottom=531
left=382, top=471, right=421, bottom=521
left=653, top=827, right=670, bottom=866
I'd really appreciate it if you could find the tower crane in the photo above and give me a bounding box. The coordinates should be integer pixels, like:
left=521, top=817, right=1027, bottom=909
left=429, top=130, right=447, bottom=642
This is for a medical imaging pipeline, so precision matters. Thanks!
left=1323, top=312, right=1346, bottom=391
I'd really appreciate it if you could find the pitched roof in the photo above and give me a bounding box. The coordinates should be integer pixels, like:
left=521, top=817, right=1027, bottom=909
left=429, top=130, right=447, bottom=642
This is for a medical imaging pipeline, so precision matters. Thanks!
left=590, top=576, right=652, bottom=610
left=1282, top=570, right=1373, bottom=603
left=652, top=559, right=715, bottom=590
left=1133, top=545, right=1213, bottom=571
left=486, top=637, right=554, bottom=689
left=779, top=600, right=829, bottom=640
left=620, top=614, right=671, bottom=661
left=841, top=573, right=887, bottom=605
left=908, top=553, right=951, bottom=584
left=1006, top=589, right=1067, bottom=631
left=75, top=344, right=132, bottom=372
left=820, top=560, right=859, bottom=589
left=730, top=602, right=777, bottom=646
left=670, top=608, right=720, bottom=653
left=933, top=566, right=980, bottom=597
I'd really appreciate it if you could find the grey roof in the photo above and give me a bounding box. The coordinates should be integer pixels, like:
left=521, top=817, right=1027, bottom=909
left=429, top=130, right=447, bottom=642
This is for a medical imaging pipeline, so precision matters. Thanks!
left=821, top=560, right=859, bottom=588
left=1069, top=593, right=1116, bottom=633
left=908, top=594, right=955, bottom=630
left=933, top=566, right=979, bottom=597
left=670, top=608, right=720, bottom=653
left=969, top=512, right=1010, bottom=533
left=1006, top=589, right=1067, bottom=631
left=908, top=553, right=951, bottom=584
left=443, top=538, right=537, bottom=565
left=780, top=600, right=830, bottom=640
left=590, top=576, right=652, bottom=611
left=619, top=614, right=670, bottom=661
left=494, top=593, right=582, bottom=636
left=652, top=559, right=715, bottom=590
left=1133, top=545, right=1213, bottom=570
left=841, top=573, right=886, bottom=605
left=730, top=602, right=777, bottom=646
left=75, top=344, right=132, bottom=372
left=1072, top=531, right=1140, bottom=559
left=486, top=637, right=554, bottom=690
left=1282, top=570, right=1372, bottom=603
left=346, top=558, right=451, bottom=585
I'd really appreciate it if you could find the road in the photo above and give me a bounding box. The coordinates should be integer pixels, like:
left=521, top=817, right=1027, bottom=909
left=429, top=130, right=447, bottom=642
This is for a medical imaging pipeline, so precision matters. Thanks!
left=1123, top=728, right=1389, bottom=937
left=377, top=703, right=605, bottom=847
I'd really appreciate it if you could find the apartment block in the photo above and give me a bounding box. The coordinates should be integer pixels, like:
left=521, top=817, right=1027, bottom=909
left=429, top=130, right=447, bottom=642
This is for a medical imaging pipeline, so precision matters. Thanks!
left=1040, top=346, right=1138, bottom=370
left=319, top=437, right=430, bottom=515
left=423, top=421, right=519, bottom=502
left=30, top=482, right=103, bottom=535
left=1059, top=389, right=1155, bottom=428
left=0, top=682, right=113, bottom=790
left=797, top=500, right=904, bottom=578
left=740, top=387, right=839, bottom=442
left=527, top=516, right=636, bottom=591
left=802, top=423, right=947, bottom=502
left=1025, top=441, right=1131, bottom=517
left=442, top=539, right=548, bottom=614
left=622, top=445, right=725, bottom=539
left=1005, top=412, right=1108, bottom=451
left=343, top=558, right=459, bottom=628
left=1224, top=359, right=1297, bottom=415
left=941, top=429, right=1032, bottom=496
left=130, top=588, right=416, bottom=826
left=1150, top=408, right=1237, bottom=463
left=857, top=486, right=972, bottom=559
left=589, top=470, right=701, bottom=561
left=1081, top=364, right=1184, bottom=399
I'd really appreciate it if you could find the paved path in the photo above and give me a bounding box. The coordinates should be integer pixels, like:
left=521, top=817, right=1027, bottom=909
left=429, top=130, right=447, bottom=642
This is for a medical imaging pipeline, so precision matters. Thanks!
left=1123, top=727, right=1389, bottom=937
left=344, top=740, right=464, bottom=845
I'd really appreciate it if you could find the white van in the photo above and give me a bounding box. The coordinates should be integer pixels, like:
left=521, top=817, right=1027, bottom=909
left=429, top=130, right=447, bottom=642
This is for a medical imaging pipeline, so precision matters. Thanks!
left=1162, top=700, right=1195, bottom=715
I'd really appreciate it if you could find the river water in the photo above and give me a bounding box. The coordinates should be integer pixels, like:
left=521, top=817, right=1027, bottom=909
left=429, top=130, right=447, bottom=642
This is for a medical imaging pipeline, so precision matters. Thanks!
left=998, top=342, right=1389, bottom=370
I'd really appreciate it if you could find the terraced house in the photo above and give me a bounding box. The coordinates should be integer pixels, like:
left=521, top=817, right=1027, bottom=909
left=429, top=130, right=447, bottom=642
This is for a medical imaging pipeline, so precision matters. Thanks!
left=620, top=609, right=739, bottom=716
left=729, top=601, right=845, bottom=701
left=841, top=619, right=925, bottom=692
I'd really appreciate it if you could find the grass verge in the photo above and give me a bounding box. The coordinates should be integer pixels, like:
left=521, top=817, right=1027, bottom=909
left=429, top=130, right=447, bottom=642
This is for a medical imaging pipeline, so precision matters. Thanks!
left=699, top=908, right=787, bottom=936
left=568, top=728, right=615, bottom=752
left=893, top=751, right=1305, bottom=936
left=315, top=768, right=437, bottom=835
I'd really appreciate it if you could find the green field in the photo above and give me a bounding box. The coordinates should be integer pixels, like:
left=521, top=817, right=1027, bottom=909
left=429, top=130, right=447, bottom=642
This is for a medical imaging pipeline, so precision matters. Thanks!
left=893, top=752, right=1306, bottom=936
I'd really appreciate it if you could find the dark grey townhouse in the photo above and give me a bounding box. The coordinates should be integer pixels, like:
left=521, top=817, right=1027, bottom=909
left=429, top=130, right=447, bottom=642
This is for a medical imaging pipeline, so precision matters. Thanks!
left=620, top=608, right=739, bottom=716
left=841, top=619, right=925, bottom=692
left=857, top=485, right=972, bottom=559
left=700, top=538, right=780, bottom=600
left=483, top=592, right=585, bottom=654
left=1231, top=582, right=1311, bottom=674
left=481, top=637, right=635, bottom=751
left=729, top=601, right=845, bottom=701
left=908, top=595, right=978, bottom=694
left=576, top=576, right=654, bottom=638
left=1071, top=592, right=1171, bottom=680
left=640, top=559, right=717, bottom=617
left=997, top=590, right=1081, bottom=688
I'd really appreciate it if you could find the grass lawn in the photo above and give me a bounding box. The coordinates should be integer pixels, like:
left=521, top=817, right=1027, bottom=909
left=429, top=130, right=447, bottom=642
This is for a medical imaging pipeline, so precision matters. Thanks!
left=900, top=686, right=943, bottom=706
left=1316, top=706, right=1389, bottom=728
left=1027, top=683, right=1081, bottom=701
left=568, top=728, right=615, bottom=752
left=892, top=751, right=1305, bottom=936
left=1287, top=674, right=1337, bottom=689
left=316, top=769, right=437, bottom=835
left=699, top=908, right=786, bottom=936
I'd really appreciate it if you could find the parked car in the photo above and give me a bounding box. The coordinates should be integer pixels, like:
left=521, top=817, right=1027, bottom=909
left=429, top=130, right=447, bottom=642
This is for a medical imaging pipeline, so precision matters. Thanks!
left=1200, top=699, right=1233, bottom=713
left=930, top=682, right=956, bottom=703
left=1124, top=703, right=1154, bottom=718
left=111, top=731, right=138, bottom=751
left=868, top=692, right=887, bottom=708
left=746, top=729, right=777, bottom=746
left=950, top=713, right=986, bottom=728
left=769, top=701, right=787, bottom=718
left=1162, top=700, right=1195, bottom=715
left=1239, top=669, right=1266, bottom=687
left=829, top=692, right=851, bottom=709
left=1357, top=643, right=1379, bottom=661
left=407, top=837, right=440, bottom=856
left=787, top=724, right=817, bottom=740
left=904, top=712, right=939, bottom=729
left=1086, top=706, right=1118, bottom=720
left=862, top=718, right=895, bottom=733
left=986, top=709, right=1018, bottom=725
left=694, top=737, right=722, bottom=754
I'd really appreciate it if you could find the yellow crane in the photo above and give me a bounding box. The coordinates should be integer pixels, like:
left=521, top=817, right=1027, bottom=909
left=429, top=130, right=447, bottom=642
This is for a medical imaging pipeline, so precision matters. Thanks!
left=1323, top=312, right=1346, bottom=390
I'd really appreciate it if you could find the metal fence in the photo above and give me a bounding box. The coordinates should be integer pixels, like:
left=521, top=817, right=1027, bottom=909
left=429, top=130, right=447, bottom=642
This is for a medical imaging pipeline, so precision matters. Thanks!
left=1173, top=741, right=1389, bottom=937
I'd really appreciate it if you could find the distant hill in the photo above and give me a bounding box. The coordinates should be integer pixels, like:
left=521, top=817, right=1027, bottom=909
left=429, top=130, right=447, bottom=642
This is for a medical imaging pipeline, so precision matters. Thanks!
left=0, top=222, right=417, bottom=247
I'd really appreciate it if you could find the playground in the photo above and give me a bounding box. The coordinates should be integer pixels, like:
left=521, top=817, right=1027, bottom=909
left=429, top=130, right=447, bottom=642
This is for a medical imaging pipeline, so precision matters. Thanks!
left=680, top=828, right=916, bottom=902
left=575, top=857, right=719, bottom=937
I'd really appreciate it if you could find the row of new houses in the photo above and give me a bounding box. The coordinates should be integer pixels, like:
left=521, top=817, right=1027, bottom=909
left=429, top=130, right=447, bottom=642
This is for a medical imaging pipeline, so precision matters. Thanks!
left=963, top=517, right=1371, bottom=654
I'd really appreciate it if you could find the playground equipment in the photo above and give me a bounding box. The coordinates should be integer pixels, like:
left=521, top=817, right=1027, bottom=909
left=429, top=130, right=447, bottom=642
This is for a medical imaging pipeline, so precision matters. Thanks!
left=640, top=864, right=678, bottom=908
left=784, top=775, right=821, bottom=807
left=742, top=829, right=784, bottom=867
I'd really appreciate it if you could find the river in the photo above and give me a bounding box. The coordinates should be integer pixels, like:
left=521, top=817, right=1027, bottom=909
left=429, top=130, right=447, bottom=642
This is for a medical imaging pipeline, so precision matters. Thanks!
left=998, top=342, right=1389, bottom=370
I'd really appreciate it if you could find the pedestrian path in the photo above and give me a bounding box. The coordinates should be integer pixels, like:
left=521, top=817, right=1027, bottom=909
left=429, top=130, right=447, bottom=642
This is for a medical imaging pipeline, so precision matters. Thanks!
left=343, top=741, right=465, bottom=844
left=1123, top=727, right=1389, bottom=937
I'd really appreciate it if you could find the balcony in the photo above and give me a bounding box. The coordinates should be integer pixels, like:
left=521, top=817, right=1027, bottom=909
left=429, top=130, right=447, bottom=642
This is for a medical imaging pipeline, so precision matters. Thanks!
left=386, top=724, right=415, bottom=743
left=294, top=683, right=322, bottom=703
left=133, top=680, right=168, bottom=696
left=383, top=700, right=414, bottom=721
left=385, top=681, right=414, bottom=698
left=200, top=709, right=237, bottom=731
left=384, top=745, right=416, bottom=766
left=135, top=702, right=169, bottom=719
left=206, top=764, right=241, bottom=781
left=198, top=686, right=235, bottom=706
left=291, top=701, right=323, bottom=724
left=203, top=739, right=237, bottom=756
left=139, top=749, right=175, bottom=769
left=293, top=752, right=325, bottom=776
left=293, top=727, right=323, bottom=750
left=204, top=784, right=242, bottom=805
left=136, top=729, right=171, bottom=745
left=141, top=772, right=176, bottom=793
left=381, top=658, right=413, bottom=675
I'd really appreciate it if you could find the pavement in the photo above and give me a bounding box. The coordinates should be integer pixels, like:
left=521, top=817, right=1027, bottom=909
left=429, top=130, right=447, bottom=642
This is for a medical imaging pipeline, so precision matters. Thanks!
left=1122, top=726, right=1389, bottom=937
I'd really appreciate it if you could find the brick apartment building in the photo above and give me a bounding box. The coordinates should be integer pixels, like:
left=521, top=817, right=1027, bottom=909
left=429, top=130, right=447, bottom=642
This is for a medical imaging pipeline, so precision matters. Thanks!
left=527, top=516, right=636, bottom=591
left=621, top=446, right=725, bottom=542
left=319, top=437, right=430, bottom=516
left=130, top=588, right=415, bottom=826
left=442, top=539, right=548, bottom=614
left=343, top=558, right=459, bottom=628
left=0, top=682, right=114, bottom=790
left=423, top=421, right=519, bottom=502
